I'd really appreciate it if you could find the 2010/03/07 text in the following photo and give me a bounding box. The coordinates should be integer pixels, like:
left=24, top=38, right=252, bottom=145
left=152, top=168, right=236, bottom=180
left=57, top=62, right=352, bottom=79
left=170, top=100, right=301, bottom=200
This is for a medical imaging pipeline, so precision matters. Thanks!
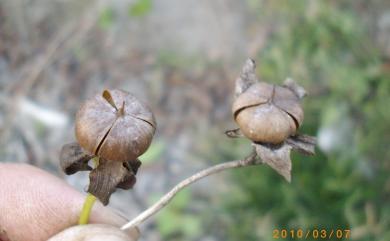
left=273, top=228, right=350, bottom=239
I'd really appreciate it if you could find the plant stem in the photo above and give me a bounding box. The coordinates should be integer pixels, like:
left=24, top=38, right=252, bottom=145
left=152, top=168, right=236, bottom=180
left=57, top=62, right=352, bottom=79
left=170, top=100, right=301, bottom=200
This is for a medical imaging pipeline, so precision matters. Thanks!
left=78, top=157, right=99, bottom=225
left=78, top=193, right=97, bottom=225
left=121, top=151, right=259, bottom=230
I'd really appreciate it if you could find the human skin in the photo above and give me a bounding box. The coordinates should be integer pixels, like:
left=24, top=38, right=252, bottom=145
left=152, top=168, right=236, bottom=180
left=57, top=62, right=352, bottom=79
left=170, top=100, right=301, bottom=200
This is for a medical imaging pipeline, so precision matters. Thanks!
left=0, top=163, right=139, bottom=241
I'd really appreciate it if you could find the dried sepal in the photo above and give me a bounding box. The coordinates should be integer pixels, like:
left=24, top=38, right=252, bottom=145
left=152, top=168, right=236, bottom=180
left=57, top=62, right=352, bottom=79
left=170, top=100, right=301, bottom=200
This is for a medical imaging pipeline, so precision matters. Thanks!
left=127, top=159, right=142, bottom=175
left=117, top=159, right=141, bottom=190
left=59, top=143, right=142, bottom=205
left=286, top=134, right=316, bottom=155
left=224, top=128, right=244, bottom=138
left=88, top=158, right=139, bottom=205
left=102, top=89, right=119, bottom=110
left=235, top=59, right=258, bottom=97
left=283, top=78, right=306, bottom=99
left=252, top=134, right=316, bottom=182
left=254, top=142, right=292, bottom=182
left=116, top=172, right=137, bottom=190
left=59, top=142, right=94, bottom=175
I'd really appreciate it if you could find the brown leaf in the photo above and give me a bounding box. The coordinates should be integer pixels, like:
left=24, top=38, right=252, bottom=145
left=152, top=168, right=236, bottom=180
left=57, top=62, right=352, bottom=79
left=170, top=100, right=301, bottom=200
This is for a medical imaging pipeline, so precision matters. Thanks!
left=88, top=159, right=137, bottom=205
left=254, top=142, right=292, bottom=182
left=60, top=142, right=94, bottom=175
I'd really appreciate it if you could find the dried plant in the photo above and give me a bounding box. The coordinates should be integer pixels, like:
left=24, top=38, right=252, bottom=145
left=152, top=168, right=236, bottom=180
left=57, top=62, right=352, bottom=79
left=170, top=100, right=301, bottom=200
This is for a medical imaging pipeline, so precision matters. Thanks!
left=57, top=59, right=316, bottom=238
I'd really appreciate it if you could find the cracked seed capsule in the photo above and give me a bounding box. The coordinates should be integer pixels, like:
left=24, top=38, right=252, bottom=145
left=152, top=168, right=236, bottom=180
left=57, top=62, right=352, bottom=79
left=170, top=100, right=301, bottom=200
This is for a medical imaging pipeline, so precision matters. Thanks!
left=232, top=82, right=303, bottom=144
left=75, top=89, right=156, bottom=161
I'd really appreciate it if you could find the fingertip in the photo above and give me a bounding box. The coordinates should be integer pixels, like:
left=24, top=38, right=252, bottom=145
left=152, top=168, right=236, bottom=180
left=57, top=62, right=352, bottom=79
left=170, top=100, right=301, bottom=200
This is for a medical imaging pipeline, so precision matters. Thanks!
left=47, top=224, right=139, bottom=241
left=88, top=201, right=140, bottom=239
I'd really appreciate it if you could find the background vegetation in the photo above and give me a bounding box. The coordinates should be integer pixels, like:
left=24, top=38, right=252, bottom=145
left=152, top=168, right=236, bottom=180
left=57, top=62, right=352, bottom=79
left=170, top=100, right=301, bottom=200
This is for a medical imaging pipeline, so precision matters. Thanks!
left=152, top=1, right=390, bottom=241
left=219, top=2, right=390, bottom=241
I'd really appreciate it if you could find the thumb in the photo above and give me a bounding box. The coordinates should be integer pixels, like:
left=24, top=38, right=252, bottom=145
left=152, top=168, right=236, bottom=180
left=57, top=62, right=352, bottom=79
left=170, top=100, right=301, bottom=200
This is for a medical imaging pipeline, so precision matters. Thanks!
left=47, top=224, right=139, bottom=241
left=0, top=163, right=138, bottom=241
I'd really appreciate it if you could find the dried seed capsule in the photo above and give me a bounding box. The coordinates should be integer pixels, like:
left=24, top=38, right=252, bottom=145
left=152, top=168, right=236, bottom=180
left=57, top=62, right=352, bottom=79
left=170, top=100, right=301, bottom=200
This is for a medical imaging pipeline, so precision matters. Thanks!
left=232, top=82, right=303, bottom=144
left=227, top=59, right=315, bottom=183
left=75, top=89, right=156, bottom=162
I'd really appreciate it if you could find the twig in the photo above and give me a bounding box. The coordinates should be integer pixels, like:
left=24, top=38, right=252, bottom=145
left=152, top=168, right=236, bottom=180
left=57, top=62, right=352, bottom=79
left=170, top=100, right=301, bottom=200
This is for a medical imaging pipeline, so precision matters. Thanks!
left=121, top=151, right=260, bottom=230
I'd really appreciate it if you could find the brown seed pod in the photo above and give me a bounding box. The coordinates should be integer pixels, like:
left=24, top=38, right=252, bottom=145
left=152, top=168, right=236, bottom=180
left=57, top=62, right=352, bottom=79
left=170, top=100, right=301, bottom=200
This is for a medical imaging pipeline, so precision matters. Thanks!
left=75, top=89, right=156, bottom=162
left=232, top=82, right=303, bottom=144
left=227, top=59, right=315, bottom=182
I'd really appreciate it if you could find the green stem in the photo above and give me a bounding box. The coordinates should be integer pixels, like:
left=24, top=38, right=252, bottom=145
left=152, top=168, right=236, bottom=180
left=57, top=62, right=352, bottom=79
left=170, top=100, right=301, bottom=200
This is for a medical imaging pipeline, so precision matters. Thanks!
left=78, top=193, right=97, bottom=225
left=78, top=157, right=99, bottom=225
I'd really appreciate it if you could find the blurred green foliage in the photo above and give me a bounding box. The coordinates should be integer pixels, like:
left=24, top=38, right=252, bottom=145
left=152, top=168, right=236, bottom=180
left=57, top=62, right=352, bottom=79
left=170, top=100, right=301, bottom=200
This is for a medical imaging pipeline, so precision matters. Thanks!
left=154, top=1, right=390, bottom=240
left=221, top=1, right=390, bottom=241
left=98, top=0, right=153, bottom=30
left=98, top=7, right=114, bottom=30
left=128, top=0, right=152, bottom=17
left=139, top=139, right=166, bottom=165
left=156, top=189, right=203, bottom=240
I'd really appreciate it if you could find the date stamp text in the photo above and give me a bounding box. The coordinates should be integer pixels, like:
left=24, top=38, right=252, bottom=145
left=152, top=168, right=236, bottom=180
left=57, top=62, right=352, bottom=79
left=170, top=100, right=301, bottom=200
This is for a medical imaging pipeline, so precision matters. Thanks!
left=273, top=228, right=350, bottom=239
